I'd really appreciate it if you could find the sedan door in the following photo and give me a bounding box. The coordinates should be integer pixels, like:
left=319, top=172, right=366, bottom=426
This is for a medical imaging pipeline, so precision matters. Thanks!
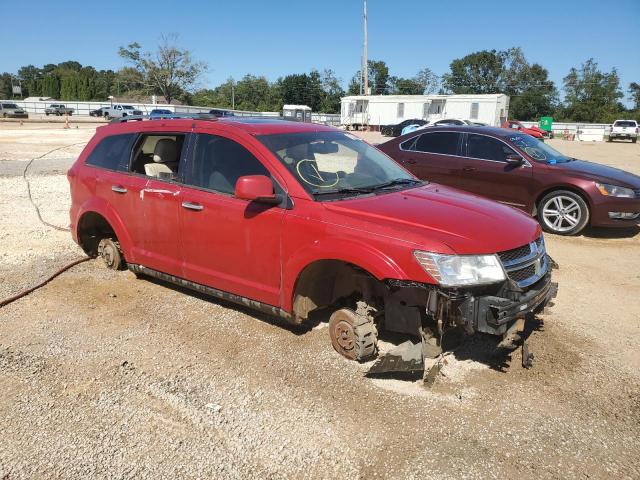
left=395, top=131, right=467, bottom=188
left=179, top=131, right=285, bottom=307
left=459, top=133, right=533, bottom=210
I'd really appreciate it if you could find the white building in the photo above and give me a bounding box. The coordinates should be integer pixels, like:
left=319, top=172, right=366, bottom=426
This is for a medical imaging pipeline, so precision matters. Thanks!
left=341, top=94, right=509, bottom=128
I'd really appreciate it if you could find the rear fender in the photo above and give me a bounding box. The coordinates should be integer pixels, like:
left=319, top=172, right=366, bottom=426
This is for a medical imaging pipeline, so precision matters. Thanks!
left=76, top=197, right=134, bottom=259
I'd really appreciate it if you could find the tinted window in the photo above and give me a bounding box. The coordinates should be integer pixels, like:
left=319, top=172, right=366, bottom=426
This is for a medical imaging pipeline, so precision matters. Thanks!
left=614, top=121, right=636, bottom=128
left=414, top=132, right=460, bottom=155
left=188, top=134, right=269, bottom=194
left=85, top=134, right=134, bottom=171
left=467, top=134, right=516, bottom=162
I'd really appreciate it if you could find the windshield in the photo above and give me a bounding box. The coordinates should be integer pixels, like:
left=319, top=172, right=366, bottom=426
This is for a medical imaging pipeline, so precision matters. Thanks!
left=2, top=103, right=19, bottom=108
left=258, top=131, right=422, bottom=199
left=507, top=134, right=572, bottom=164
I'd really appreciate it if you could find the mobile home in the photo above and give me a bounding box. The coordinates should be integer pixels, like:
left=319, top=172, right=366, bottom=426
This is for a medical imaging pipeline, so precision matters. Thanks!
left=341, top=94, right=509, bottom=129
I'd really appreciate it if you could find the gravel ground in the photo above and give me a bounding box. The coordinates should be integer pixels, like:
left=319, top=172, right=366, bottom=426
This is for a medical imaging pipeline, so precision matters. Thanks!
left=0, top=125, right=639, bottom=479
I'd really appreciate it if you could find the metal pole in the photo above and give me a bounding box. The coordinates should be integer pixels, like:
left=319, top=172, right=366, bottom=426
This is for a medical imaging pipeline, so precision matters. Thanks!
left=363, top=0, right=368, bottom=96
left=232, top=82, right=235, bottom=110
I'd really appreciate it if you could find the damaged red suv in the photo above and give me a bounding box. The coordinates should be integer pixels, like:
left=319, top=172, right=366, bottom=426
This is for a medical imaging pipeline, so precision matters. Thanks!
left=68, top=116, right=556, bottom=375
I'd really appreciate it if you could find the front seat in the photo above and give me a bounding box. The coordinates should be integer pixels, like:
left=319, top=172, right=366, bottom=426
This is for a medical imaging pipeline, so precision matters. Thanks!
left=145, top=139, right=179, bottom=178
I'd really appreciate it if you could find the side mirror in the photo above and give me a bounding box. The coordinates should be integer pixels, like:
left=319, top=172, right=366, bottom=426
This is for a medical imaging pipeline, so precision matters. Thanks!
left=235, top=175, right=282, bottom=205
left=505, top=154, right=524, bottom=166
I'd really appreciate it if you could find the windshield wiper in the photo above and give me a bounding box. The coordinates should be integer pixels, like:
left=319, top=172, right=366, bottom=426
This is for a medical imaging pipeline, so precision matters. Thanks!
left=371, top=178, right=425, bottom=190
left=313, top=186, right=376, bottom=198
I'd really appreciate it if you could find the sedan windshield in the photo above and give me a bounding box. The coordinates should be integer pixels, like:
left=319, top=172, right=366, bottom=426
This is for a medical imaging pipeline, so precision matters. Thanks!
left=258, top=131, right=422, bottom=199
left=507, top=134, right=572, bottom=164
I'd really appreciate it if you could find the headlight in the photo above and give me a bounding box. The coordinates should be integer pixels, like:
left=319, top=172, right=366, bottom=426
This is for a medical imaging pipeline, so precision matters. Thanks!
left=596, top=183, right=635, bottom=198
left=413, top=251, right=506, bottom=287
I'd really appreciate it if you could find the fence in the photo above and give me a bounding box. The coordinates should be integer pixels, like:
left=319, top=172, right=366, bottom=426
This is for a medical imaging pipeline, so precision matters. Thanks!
left=0, top=99, right=341, bottom=125
left=521, top=121, right=613, bottom=142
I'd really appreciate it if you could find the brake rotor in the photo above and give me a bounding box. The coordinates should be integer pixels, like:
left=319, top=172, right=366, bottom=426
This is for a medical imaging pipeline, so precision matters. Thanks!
left=329, top=309, right=359, bottom=360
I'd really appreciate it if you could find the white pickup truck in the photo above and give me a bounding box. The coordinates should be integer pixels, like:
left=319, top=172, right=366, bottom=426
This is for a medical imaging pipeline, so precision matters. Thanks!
left=608, top=120, right=638, bottom=143
left=104, top=104, right=143, bottom=119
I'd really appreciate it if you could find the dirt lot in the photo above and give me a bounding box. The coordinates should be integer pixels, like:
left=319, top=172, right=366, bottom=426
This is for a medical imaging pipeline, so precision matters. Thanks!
left=0, top=123, right=639, bottom=479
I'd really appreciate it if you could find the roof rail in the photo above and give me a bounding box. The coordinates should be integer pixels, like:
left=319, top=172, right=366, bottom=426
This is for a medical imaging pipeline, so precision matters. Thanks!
left=109, top=112, right=219, bottom=124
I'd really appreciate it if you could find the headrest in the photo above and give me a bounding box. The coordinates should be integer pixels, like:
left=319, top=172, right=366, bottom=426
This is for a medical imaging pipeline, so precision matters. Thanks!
left=153, top=139, right=178, bottom=163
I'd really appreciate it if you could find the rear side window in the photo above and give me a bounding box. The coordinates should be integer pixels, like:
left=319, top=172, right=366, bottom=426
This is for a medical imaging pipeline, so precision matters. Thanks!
left=85, top=134, right=134, bottom=171
left=467, top=134, right=516, bottom=162
left=412, top=132, right=461, bottom=155
left=187, top=134, right=270, bottom=194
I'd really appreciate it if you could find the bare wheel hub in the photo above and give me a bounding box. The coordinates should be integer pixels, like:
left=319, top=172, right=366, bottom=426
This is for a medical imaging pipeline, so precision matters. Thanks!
left=328, top=308, right=377, bottom=361
left=97, top=238, right=124, bottom=270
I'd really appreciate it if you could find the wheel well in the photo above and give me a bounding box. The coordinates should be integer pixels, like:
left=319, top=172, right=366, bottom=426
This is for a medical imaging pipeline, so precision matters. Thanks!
left=291, top=260, right=383, bottom=323
left=77, top=211, right=118, bottom=257
left=533, top=186, right=591, bottom=217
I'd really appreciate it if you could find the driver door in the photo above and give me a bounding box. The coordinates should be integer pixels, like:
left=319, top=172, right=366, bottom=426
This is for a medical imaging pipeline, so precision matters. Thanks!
left=179, top=131, right=286, bottom=307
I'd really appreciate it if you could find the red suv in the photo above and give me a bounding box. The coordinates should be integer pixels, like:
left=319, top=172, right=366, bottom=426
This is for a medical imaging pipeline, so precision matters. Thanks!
left=378, top=126, right=640, bottom=235
left=68, top=116, right=556, bottom=373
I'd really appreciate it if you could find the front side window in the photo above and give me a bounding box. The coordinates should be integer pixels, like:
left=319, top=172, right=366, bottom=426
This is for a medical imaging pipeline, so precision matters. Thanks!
left=411, top=132, right=461, bottom=156
left=506, top=134, right=572, bottom=164
left=187, top=134, right=270, bottom=194
left=85, top=134, right=135, bottom=171
left=467, top=134, right=516, bottom=162
left=258, top=131, right=421, bottom=199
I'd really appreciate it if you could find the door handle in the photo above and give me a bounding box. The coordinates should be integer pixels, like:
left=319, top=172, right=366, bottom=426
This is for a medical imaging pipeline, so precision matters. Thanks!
left=462, top=166, right=476, bottom=172
left=111, top=185, right=127, bottom=193
left=181, top=201, right=204, bottom=211
left=404, top=159, right=417, bottom=165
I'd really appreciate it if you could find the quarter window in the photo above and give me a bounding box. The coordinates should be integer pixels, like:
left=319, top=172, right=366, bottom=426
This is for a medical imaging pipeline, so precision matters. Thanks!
left=412, top=132, right=460, bottom=155
left=187, top=134, right=270, bottom=194
left=85, top=134, right=135, bottom=171
left=467, top=134, right=516, bottom=162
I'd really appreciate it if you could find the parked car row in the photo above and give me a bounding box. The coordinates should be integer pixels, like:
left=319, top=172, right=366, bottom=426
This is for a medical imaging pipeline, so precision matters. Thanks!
left=69, top=116, right=561, bottom=374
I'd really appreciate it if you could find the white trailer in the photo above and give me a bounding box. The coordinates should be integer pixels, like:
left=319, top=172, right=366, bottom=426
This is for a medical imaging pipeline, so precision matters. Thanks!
left=341, top=94, right=509, bottom=129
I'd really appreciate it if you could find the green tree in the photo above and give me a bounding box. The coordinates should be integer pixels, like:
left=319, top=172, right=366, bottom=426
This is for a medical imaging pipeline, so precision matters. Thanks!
left=629, top=82, right=640, bottom=110
left=388, top=76, right=423, bottom=95
left=442, top=50, right=505, bottom=94
left=42, top=74, right=60, bottom=98
left=118, top=34, right=207, bottom=104
left=561, top=58, right=623, bottom=122
left=0, top=73, right=13, bottom=98
left=415, top=68, right=440, bottom=94
left=318, top=69, right=344, bottom=113
left=348, top=59, right=390, bottom=95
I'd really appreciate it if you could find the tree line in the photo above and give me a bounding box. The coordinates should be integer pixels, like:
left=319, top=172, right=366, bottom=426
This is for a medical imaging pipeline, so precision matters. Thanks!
left=1, top=39, right=638, bottom=123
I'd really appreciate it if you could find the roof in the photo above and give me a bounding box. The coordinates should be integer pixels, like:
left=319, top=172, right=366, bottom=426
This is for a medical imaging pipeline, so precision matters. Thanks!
left=100, top=116, right=337, bottom=136
left=397, top=125, right=512, bottom=139
left=342, top=94, right=507, bottom=102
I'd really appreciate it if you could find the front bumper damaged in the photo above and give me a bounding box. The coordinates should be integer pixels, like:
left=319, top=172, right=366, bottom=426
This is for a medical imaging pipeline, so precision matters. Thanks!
left=368, top=272, right=558, bottom=378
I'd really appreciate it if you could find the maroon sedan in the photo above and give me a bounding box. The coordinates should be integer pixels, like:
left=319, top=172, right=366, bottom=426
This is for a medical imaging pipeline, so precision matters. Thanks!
left=378, top=126, right=640, bottom=235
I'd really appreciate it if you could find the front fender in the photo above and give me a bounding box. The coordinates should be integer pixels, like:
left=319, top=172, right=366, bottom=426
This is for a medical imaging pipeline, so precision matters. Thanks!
left=281, top=237, right=424, bottom=312
left=76, top=197, right=135, bottom=259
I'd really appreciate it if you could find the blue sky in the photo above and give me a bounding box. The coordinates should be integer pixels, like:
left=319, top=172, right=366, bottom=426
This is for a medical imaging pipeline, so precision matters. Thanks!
left=2, top=0, right=639, bottom=103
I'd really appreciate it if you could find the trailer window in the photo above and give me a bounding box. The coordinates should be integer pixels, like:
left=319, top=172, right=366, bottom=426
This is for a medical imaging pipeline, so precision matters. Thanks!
left=397, top=103, right=404, bottom=118
left=470, top=102, right=479, bottom=119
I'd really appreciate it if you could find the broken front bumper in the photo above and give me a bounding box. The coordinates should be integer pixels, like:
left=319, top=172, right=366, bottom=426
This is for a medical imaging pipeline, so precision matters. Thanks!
left=459, top=273, right=558, bottom=336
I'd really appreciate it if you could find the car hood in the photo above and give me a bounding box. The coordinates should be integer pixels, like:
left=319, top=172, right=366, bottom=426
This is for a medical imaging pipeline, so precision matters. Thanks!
left=552, top=159, right=640, bottom=188
left=322, top=184, right=540, bottom=255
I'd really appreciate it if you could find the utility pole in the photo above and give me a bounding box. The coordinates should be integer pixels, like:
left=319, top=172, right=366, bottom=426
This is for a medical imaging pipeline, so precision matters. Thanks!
left=362, top=0, right=368, bottom=96
left=231, top=81, right=235, bottom=110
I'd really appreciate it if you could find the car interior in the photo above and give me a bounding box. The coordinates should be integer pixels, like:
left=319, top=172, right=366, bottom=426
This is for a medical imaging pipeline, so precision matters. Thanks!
left=130, top=134, right=185, bottom=179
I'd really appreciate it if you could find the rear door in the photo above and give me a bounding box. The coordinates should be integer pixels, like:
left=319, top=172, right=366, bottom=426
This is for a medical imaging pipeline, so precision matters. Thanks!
left=179, top=131, right=286, bottom=307
left=125, top=131, right=190, bottom=277
left=460, top=133, right=533, bottom=209
left=396, top=131, right=467, bottom=188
